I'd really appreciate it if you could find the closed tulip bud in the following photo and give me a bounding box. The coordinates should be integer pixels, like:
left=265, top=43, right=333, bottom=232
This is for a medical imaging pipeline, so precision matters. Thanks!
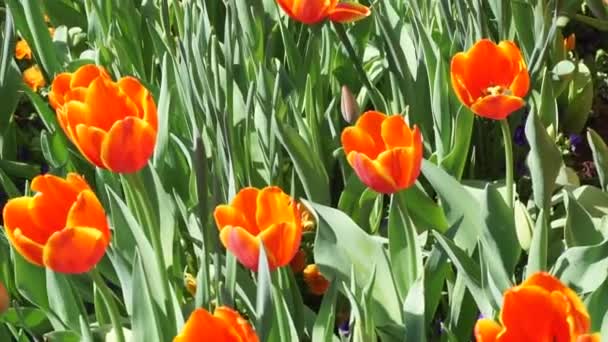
left=184, top=273, right=197, bottom=297
left=341, top=85, right=360, bottom=124
left=0, top=282, right=8, bottom=314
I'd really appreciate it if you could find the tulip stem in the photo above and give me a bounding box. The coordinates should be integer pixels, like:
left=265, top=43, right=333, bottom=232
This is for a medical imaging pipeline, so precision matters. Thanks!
left=333, top=23, right=386, bottom=111
left=500, top=119, right=514, bottom=209
left=90, top=268, right=125, bottom=342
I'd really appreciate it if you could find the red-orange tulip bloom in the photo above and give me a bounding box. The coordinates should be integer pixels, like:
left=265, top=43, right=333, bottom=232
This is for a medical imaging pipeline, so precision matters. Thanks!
left=341, top=111, right=423, bottom=194
left=475, top=272, right=600, bottom=342
left=49, top=64, right=158, bottom=173
left=23, top=65, right=46, bottom=91
left=303, top=264, right=330, bottom=295
left=2, top=173, right=110, bottom=274
left=214, top=186, right=302, bottom=272
left=451, top=39, right=530, bottom=120
left=276, top=0, right=370, bottom=25
left=174, top=306, right=259, bottom=342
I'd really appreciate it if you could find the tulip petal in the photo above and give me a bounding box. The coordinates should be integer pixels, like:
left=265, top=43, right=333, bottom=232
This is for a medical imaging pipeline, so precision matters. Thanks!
left=347, top=152, right=398, bottom=194
left=474, top=319, right=502, bottom=342
left=220, top=226, right=261, bottom=271
left=451, top=53, right=476, bottom=106
left=66, top=190, right=110, bottom=243
left=174, top=308, right=240, bottom=342
left=499, top=285, right=571, bottom=341
left=64, top=101, right=91, bottom=141
left=75, top=124, right=106, bottom=168
left=258, top=222, right=302, bottom=270
left=459, top=39, right=516, bottom=97
left=100, top=117, right=156, bottom=173
left=43, top=226, right=108, bottom=274
left=375, top=147, right=420, bottom=191
left=255, top=186, right=297, bottom=231
left=214, top=205, right=256, bottom=235
left=70, top=64, right=103, bottom=88
left=3, top=197, right=49, bottom=246
left=380, top=115, right=413, bottom=148
left=523, top=272, right=590, bottom=335
left=49, top=73, right=72, bottom=109
left=214, top=307, right=260, bottom=342
left=276, top=0, right=334, bottom=24
left=7, top=228, right=45, bottom=266
left=30, top=175, right=83, bottom=234
left=85, top=77, right=140, bottom=131
left=577, top=333, right=601, bottom=342
left=341, top=126, right=380, bottom=159
left=118, top=77, right=158, bottom=130
left=231, top=187, right=261, bottom=233
left=328, top=2, right=371, bottom=23
left=470, top=95, right=525, bottom=120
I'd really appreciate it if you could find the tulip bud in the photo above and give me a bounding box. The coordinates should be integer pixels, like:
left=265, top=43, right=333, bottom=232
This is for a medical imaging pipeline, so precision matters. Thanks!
left=341, top=85, right=360, bottom=124
left=0, top=282, right=9, bottom=314
left=184, top=273, right=197, bottom=297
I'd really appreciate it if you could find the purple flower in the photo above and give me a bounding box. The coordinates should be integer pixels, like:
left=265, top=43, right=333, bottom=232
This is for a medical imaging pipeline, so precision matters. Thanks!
left=513, top=125, right=527, bottom=146
left=569, top=133, right=584, bottom=155
left=338, top=320, right=350, bottom=338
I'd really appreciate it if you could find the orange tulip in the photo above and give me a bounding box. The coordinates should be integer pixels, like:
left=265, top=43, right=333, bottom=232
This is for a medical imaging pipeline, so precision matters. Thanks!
left=341, top=111, right=423, bottom=194
left=174, top=306, right=259, bottom=342
left=22, top=65, right=46, bottom=91
left=475, top=272, right=600, bottom=342
left=2, top=173, right=110, bottom=274
left=303, top=264, right=330, bottom=295
left=49, top=64, right=158, bottom=173
left=276, top=0, right=370, bottom=25
left=451, top=39, right=530, bottom=120
left=564, top=34, right=576, bottom=52
left=15, top=39, right=32, bottom=60
left=214, top=186, right=302, bottom=272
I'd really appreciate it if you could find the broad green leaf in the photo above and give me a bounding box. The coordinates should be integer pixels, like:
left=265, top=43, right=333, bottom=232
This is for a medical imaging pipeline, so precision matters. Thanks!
left=311, top=201, right=402, bottom=325
left=525, top=109, right=563, bottom=209
left=255, top=244, right=273, bottom=342
left=46, top=271, right=81, bottom=332
left=403, top=183, right=448, bottom=233
left=527, top=210, right=549, bottom=277
left=132, top=253, right=161, bottom=342
left=403, top=276, right=426, bottom=342
left=563, top=62, right=593, bottom=133
left=587, top=128, right=608, bottom=191
left=563, top=190, right=603, bottom=247
left=552, top=238, right=608, bottom=293
left=586, top=278, right=608, bottom=332
left=312, top=280, right=339, bottom=342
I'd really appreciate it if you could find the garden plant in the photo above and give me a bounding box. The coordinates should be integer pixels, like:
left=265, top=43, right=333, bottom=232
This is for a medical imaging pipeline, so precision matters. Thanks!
left=1, top=0, right=608, bottom=341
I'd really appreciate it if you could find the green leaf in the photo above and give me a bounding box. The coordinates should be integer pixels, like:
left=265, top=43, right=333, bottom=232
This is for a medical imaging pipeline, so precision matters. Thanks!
left=587, top=128, right=608, bottom=191
left=312, top=280, right=339, bottom=342
left=586, top=278, right=608, bottom=332
left=388, top=191, right=422, bottom=302
left=403, top=183, right=448, bottom=233
left=273, top=113, right=330, bottom=204
left=421, top=160, right=483, bottom=253
left=402, top=276, right=426, bottom=342
left=256, top=243, right=273, bottom=342
left=563, top=62, right=593, bottom=133
left=43, top=331, right=81, bottom=342
left=538, top=69, right=558, bottom=133
left=131, top=252, right=161, bottom=342
left=440, top=107, right=474, bottom=180
left=431, top=231, right=493, bottom=316
left=563, top=190, right=603, bottom=247
left=552, top=238, right=608, bottom=293
left=46, top=270, right=81, bottom=332
left=527, top=210, right=549, bottom=277
left=525, top=109, right=563, bottom=209
left=310, top=201, right=402, bottom=324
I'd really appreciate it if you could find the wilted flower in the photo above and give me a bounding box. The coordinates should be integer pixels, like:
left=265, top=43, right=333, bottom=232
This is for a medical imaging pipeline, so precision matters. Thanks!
left=341, top=111, right=423, bottom=194
left=303, top=264, right=330, bottom=295
left=22, top=65, right=46, bottom=91
left=451, top=39, right=530, bottom=120
left=0, top=282, right=8, bottom=314
left=2, top=173, right=110, bottom=274
left=475, top=272, right=600, bottom=341
left=49, top=64, right=158, bottom=173
left=214, top=186, right=302, bottom=272
left=174, top=306, right=259, bottom=342
left=289, top=249, right=307, bottom=273
left=276, top=0, right=370, bottom=25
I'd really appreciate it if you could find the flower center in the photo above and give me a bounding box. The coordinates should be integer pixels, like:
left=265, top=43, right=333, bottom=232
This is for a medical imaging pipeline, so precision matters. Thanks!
left=482, top=85, right=512, bottom=97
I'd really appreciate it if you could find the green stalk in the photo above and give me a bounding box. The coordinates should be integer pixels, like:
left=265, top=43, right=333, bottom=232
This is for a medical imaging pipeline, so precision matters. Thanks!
left=332, top=23, right=386, bottom=111
left=90, top=268, right=125, bottom=342
left=500, top=119, right=514, bottom=209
